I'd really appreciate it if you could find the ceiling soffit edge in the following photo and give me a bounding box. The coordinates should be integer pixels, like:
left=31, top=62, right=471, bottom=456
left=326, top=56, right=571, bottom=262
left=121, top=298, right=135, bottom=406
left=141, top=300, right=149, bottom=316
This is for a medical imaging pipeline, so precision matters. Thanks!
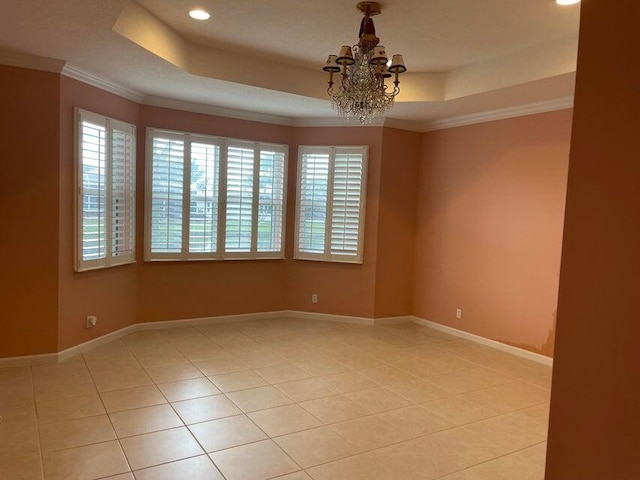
left=445, top=36, right=579, bottom=100
left=111, top=3, right=576, bottom=105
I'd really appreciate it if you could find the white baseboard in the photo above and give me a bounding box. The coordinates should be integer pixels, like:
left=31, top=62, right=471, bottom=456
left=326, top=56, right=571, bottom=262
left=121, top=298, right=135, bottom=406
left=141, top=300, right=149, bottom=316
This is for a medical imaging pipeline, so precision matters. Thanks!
left=0, top=311, right=290, bottom=367
left=373, top=316, right=413, bottom=325
left=411, top=316, right=553, bottom=366
left=283, top=310, right=374, bottom=325
left=57, top=324, right=140, bottom=363
left=282, top=311, right=412, bottom=326
left=137, top=311, right=287, bottom=330
left=0, top=311, right=551, bottom=367
left=0, top=352, right=59, bottom=368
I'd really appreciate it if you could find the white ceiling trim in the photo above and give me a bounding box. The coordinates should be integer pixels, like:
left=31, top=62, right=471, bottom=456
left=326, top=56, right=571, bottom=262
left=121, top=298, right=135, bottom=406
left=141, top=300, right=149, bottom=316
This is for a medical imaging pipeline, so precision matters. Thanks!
left=141, top=95, right=295, bottom=127
left=422, top=96, right=574, bottom=132
left=292, top=117, right=385, bottom=128
left=62, top=64, right=145, bottom=102
left=383, top=118, right=425, bottom=133
left=0, top=48, right=65, bottom=73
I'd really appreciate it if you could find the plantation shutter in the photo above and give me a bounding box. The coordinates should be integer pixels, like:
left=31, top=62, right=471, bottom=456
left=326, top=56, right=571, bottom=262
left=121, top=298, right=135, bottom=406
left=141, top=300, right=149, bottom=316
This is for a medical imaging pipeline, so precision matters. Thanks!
left=257, top=147, right=286, bottom=253
left=225, top=142, right=255, bottom=253
left=149, top=134, right=184, bottom=254
left=79, top=115, right=107, bottom=268
left=296, top=148, right=330, bottom=257
left=330, top=147, right=366, bottom=259
left=110, top=122, right=136, bottom=265
left=189, top=141, right=220, bottom=253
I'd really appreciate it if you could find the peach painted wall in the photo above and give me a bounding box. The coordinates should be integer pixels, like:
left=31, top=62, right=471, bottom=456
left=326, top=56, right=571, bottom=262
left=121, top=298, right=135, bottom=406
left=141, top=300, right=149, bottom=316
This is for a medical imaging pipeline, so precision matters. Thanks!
left=413, top=110, right=572, bottom=357
left=0, top=66, right=60, bottom=356
left=0, top=64, right=574, bottom=359
left=374, top=127, right=421, bottom=318
left=136, top=106, right=292, bottom=322
left=285, top=127, right=383, bottom=318
left=546, top=0, right=640, bottom=477
left=57, top=77, right=141, bottom=351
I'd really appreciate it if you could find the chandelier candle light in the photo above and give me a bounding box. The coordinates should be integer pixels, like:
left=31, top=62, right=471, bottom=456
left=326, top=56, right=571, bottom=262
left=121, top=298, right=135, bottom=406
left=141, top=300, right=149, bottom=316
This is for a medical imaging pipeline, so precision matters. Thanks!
left=323, top=1, right=407, bottom=124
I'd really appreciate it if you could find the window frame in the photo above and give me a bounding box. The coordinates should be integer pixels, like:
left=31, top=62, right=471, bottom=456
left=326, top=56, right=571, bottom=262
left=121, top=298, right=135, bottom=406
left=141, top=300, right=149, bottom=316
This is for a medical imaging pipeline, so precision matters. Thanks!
left=144, top=127, right=288, bottom=262
left=74, top=108, right=136, bottom=272
left=294, top=145, right=368, bottom=264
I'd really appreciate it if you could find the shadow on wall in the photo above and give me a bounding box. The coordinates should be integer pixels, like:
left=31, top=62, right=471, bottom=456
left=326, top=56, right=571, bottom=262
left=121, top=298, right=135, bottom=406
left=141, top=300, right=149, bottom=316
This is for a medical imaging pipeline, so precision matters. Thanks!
left=499, top=311, right=557, bottom=357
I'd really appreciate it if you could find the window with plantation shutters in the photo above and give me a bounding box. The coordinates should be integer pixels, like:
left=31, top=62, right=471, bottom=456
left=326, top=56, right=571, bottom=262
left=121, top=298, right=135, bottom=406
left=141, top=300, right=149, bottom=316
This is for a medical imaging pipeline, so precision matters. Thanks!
left=295, top=146, right=367, bottom=263
left=145, top=128, right=287, bottom=261
left=75, top=109, right=136, bottom=272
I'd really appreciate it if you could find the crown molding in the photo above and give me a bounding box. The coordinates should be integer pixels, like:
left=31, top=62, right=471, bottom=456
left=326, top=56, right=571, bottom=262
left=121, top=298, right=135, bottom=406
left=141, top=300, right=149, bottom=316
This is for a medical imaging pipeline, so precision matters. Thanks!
left=0, top=48, right=66, bottom=73
left=422, top=96, right=574, bottom=132
left=2, top=51, right=575, bottom=133
left=292, top=116, right=386, bottom=128
left=62, top=64, right=145, bottom=102
left=142, top=95, right=296, bottom=127
left=293, top=116, right=424, bottom=131
left=383, top=117, right=424, bottom=132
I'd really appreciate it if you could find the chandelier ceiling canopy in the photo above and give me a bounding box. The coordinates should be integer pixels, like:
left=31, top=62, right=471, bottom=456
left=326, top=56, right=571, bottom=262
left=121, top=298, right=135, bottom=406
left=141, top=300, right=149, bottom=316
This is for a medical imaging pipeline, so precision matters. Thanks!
left=323, top=1, right=407, bottom=124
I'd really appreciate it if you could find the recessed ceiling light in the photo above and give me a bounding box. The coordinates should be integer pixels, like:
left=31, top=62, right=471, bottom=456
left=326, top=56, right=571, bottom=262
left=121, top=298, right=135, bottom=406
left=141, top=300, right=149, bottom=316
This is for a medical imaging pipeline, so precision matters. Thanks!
left=189, top=9, right=211, bottom=20
left=556, top=0, right=580, bottom=5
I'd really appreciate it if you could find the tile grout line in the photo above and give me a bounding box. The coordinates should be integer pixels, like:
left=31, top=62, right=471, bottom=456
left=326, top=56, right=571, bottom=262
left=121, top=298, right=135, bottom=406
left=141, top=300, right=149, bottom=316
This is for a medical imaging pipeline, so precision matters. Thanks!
left=429, top=439, right=549, bottom=479
left=84, top=350, right=136, bottom=479
left=30, top=364, right=46, bottom=480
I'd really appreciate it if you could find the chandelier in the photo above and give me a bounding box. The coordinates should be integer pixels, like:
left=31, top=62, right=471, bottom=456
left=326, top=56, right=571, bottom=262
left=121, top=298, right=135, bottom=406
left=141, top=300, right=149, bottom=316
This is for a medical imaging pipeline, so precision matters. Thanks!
left=323, top=1, right=407, bottom=124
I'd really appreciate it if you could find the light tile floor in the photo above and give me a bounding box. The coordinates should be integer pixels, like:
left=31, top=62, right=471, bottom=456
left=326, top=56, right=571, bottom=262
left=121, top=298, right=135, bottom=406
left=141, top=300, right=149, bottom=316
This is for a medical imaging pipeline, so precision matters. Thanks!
left=0, top=317, right=551, bottom=479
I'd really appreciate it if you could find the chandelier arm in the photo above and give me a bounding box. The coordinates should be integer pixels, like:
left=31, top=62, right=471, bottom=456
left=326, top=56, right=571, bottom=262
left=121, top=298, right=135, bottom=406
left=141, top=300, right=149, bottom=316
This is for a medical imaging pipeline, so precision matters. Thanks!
left=340, top=70, right=351, bottom=90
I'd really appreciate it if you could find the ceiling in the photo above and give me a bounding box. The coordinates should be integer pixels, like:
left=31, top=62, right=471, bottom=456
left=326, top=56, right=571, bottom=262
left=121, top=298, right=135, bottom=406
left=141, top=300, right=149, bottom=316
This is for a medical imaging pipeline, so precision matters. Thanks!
left=0, top=0, right=581, bottom=128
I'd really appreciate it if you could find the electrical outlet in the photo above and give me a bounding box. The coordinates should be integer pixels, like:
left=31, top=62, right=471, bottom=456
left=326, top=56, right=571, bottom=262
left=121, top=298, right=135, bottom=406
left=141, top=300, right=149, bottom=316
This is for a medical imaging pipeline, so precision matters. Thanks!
left=86, top=315, right=97, bottom=328
left=311, top=294, right=318, bottom=304
left=456, top=308, right=462, bottom=319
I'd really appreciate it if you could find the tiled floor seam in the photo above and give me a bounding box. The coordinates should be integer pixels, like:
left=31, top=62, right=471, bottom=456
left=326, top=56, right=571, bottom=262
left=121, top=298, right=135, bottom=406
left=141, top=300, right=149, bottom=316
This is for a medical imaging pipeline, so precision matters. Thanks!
left=427, top=439, right=549, bottom=479
left=86, top=355, right=136, bottom=479
left=31, top=364, right=46, bottom=480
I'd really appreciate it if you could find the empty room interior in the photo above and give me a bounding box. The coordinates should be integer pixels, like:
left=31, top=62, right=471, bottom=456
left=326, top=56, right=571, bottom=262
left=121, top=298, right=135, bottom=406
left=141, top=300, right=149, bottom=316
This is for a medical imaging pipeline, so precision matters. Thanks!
left=1, top=1, right=638, bottom=479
